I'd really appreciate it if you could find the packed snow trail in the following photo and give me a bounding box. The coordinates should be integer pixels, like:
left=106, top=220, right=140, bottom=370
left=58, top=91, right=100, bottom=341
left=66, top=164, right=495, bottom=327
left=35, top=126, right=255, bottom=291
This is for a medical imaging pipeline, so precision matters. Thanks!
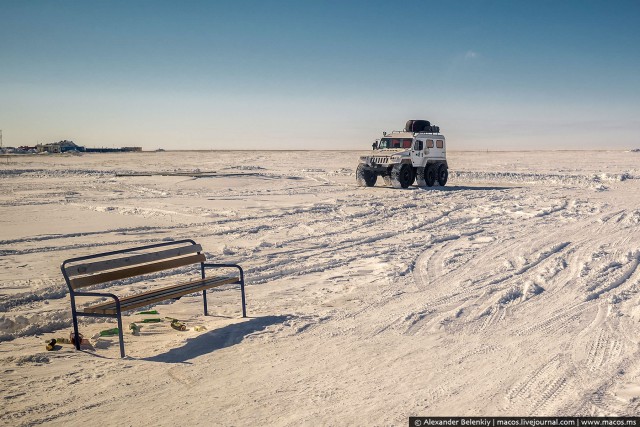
left=1, top=150, right=640, bottom=425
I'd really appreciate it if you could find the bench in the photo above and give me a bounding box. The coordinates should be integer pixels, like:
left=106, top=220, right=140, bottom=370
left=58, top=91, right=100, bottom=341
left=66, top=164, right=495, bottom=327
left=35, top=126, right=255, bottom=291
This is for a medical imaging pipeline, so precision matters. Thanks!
left=61, top=239, right=246, bottom=358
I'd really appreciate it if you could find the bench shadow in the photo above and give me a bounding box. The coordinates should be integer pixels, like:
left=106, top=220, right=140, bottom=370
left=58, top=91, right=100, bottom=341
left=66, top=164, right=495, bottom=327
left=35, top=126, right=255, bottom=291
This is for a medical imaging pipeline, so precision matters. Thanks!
left=142, top=315, right=290, bottom=364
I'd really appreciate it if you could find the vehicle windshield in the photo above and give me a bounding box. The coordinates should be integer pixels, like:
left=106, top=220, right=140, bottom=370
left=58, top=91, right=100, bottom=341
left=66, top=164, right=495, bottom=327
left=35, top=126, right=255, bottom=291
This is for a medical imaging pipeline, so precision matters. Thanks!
left=378, top=138, right=412, bottom=149
left=378, top=138, right=391, bottom=149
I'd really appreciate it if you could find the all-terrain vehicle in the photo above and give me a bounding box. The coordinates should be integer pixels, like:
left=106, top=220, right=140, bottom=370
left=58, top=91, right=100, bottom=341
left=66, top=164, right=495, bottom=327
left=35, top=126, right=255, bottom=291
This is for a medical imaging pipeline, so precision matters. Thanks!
left=356, top=119, right=448, bottom=189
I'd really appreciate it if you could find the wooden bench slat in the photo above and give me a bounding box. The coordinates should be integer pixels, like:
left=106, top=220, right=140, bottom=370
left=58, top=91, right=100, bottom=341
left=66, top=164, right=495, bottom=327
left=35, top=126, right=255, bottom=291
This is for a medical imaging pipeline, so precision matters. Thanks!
left=90, top=277, right=238, bottom=315
left=83, top=276, right=239, bottom=315
left=65, top=244, right=203, bottom=277
left=69, top=253, right=206, bottom=289
left=85, top=275, right=237, bottom=310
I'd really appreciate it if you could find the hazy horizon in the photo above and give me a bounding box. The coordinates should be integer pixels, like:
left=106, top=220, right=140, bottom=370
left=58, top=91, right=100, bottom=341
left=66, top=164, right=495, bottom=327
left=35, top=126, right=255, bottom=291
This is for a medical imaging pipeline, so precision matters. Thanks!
left=5, top=147, right=638, bottom=153
left=2, top=1, right=639, bottom=151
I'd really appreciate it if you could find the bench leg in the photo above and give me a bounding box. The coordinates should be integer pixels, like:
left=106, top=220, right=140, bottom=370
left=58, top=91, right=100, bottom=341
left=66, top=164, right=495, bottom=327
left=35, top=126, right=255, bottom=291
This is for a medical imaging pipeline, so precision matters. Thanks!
left=203, top=289, right=208, bottom=316
left=240, top=273, right=247, bottom=318
left=201, top=263, right=247, bottom=318
left=116, top=311, right=125, bottom=358
left=72, top=310, right=81, bottom=351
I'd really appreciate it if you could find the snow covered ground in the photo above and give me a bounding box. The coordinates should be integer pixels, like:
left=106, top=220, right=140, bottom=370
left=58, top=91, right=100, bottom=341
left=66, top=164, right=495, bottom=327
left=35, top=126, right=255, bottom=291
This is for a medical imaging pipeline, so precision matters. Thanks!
left=1, top=150, right=640, bottom=425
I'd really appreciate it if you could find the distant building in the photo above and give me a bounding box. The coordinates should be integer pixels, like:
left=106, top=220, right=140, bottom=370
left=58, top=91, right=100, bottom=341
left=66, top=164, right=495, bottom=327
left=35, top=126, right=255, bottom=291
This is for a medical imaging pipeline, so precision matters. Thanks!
left=37, top=144, right=60, bottom=153
left=37, top=140, right=85, bottom=153
left=18, top=140, right=141, bottom=154
left=85, top=146, right=142, bottom=153
left=58, top=140, right=85, bottom=152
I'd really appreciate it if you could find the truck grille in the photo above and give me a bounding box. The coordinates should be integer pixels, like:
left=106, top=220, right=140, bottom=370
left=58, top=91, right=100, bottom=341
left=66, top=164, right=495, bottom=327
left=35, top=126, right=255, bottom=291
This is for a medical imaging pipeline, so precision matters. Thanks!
left=370, top=156, right=390, bottom=165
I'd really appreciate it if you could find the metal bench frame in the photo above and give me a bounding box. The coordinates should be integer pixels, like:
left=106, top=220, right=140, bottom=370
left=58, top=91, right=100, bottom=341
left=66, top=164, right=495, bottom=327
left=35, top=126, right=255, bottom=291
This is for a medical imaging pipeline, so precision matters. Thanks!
left=61, top=239, right=246, bottom=358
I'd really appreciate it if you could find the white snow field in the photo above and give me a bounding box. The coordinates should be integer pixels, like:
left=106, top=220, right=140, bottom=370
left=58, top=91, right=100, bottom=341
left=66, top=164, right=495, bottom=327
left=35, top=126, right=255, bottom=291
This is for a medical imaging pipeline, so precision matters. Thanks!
left=1, top=150, right=640, bottom=425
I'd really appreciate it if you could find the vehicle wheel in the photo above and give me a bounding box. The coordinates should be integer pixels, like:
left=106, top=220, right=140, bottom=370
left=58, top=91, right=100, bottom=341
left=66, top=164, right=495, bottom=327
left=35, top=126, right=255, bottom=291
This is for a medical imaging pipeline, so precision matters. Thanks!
left=437, top=164, right=448, bottom=186
left=356, top=164, right=377, bottom=187
left=409, top=167, right=416, bottom=185
left=391, top=163, right=413, bottom=189
left=382, top=173, right=392, bottom=187
left=415, top=167, right=426, bottom=186
left=425, top=165, right=436, bottom=187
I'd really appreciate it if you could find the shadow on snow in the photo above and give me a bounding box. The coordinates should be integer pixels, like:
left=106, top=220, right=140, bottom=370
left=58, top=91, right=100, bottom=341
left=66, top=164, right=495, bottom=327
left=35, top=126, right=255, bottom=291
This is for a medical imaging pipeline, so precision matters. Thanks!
left=142, top=315, right=290, bottom=364
left=365, top=185, right=515, bottom=191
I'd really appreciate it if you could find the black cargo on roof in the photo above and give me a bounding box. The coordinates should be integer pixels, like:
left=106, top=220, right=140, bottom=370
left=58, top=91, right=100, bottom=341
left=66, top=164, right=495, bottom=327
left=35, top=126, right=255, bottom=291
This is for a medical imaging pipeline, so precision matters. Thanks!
left=405, top=119, right=431, bottom=133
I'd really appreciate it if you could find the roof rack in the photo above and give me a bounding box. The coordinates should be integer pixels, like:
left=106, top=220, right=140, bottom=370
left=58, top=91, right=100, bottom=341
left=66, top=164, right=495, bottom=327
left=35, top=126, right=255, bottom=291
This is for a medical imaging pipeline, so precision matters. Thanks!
left=385, top=128, right=441, bottom=135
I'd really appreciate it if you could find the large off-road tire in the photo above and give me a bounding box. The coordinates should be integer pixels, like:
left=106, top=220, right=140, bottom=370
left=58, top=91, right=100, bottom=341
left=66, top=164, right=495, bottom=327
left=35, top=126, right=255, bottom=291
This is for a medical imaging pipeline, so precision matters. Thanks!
left=409, top=167, right=416, bottom=185
left=437, top=164, right=448, bottom=186
left=391, top=163, right=413, bottom=189
left=425, top=165, right=436, bottom=187
left=415, top=167, right=427, bottom=186
left=356, top=164, right=377, bottom=187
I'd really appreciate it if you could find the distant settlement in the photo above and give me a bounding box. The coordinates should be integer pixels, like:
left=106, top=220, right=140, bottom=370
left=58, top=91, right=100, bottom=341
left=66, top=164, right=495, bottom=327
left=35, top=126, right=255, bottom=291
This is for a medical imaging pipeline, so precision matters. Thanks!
left=2, top=140, right=142, bottom=154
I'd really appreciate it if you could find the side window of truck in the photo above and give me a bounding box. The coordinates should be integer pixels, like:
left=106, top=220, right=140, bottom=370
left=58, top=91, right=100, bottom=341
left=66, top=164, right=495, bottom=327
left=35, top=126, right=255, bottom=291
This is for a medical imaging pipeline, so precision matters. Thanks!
left=413, top=140, right=423, bottom=151
left=436, top=140, right=444, bottom=148
left=427, top=139, right=434, bottom=148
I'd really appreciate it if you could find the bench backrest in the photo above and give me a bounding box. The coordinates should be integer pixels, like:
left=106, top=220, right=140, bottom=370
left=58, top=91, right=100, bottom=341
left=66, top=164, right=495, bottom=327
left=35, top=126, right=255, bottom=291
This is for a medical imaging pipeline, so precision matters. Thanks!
left=61, top=240, right=205, bottom=290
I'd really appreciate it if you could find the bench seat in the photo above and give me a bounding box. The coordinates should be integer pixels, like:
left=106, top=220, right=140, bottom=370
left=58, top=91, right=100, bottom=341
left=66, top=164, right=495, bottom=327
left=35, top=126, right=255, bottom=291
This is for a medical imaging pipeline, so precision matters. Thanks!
left=83, top=275, right=240, bottom=315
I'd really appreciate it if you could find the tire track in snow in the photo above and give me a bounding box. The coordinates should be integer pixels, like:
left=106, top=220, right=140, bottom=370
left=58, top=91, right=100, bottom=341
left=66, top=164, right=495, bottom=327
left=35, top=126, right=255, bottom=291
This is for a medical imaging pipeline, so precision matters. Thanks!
left=585, top=252, right=640, bottom=301
left=514, top=303, right=591, bottom=337
left=584, top=329, right=624, bottom=373
left=505, top=354, right=573, bottom=415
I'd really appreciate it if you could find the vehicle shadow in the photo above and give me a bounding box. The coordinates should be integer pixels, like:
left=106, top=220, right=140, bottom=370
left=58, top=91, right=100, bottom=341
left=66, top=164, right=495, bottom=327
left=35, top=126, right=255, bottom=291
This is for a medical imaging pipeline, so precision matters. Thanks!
left=142, top=315, right=291, bottom=364
left=417, top=185, right=516, bottom=191
left=366, top=185, right=516, bottom=191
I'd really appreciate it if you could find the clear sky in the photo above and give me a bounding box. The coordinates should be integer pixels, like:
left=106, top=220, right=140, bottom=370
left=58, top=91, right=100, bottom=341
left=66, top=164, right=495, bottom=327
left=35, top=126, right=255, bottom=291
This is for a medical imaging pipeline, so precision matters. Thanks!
left=1, top=0, right=639, bottom=150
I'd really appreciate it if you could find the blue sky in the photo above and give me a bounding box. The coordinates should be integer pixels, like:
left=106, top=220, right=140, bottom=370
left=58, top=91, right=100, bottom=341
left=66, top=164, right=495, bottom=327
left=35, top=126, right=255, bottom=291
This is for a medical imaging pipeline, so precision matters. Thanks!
left=1, top=0, right=639, bottom=150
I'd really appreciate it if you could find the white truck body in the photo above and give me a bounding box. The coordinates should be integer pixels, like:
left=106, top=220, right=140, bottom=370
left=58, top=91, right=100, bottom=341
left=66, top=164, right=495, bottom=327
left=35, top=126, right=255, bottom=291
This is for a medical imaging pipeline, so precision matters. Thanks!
left=356, top=127, right=449, bottom=189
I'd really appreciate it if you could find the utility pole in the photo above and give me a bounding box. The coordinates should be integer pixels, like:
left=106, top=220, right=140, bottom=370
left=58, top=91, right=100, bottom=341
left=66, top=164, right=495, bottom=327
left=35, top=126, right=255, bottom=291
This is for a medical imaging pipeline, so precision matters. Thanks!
left=0, top=129, right=3, bottom=148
